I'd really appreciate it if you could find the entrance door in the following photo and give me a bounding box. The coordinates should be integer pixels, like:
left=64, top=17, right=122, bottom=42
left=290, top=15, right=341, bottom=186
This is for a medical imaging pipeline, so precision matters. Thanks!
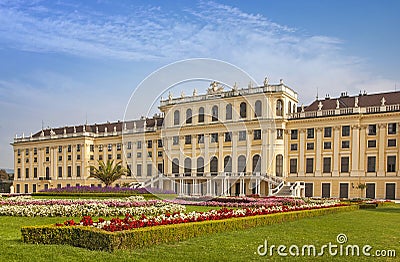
left=235, top=183, right=240, bottom=196
left=339, top=183, right=349, bottom=198
left=305, top=183, right=313, bottom=197
left=366, top=183, right=375, bottom=199
left=322, top=183, right=330, bottom=198
left=385, top=183, right=396, bottom=200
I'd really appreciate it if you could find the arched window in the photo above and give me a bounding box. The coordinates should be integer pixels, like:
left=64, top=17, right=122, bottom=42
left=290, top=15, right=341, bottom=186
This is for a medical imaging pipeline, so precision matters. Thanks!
left=238, top=155, right=246, bottom=173
left=184, top=158, right=191, bottom=176
left=198, top=107, right=205, bottom=123
left=240, top=102, right=247, bottom=118
left=252, top=154, right=261, bottom=174
left=224, top=156, right=232, bottom=173
left=197, top=157, right=204, bottom=176
left=172, top=158, right=179, bottom=175
left=288, top=101, right=292, bottom=114
left=186, top=109, right=192, bottom=124
left=226, top=104, right=232, bottom=120
left=173, top=110, right=180, bottom=125
left=276, top=100, right=283, bottom=117
left=255, top=100, right=262, bottom=117
left=210, top=156, right=218, bottom=175
left=276, top=154, right=283, bottom=177
left=212, top=105, right=218, bottom=121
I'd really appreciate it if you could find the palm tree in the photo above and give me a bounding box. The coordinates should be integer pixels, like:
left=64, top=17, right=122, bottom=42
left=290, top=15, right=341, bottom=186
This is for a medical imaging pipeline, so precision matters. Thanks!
left=89, top=160, right=128, bottom=187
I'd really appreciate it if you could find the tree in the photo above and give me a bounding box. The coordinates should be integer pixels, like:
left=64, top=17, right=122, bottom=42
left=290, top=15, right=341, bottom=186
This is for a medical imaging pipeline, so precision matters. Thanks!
left=89, top=160, right=128, bottom=187
left=0, top=169, right=9, bottom=180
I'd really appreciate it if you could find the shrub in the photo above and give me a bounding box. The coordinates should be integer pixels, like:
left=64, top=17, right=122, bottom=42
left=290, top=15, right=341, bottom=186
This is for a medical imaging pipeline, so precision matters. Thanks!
left=21, top=205, right=358, bottom=251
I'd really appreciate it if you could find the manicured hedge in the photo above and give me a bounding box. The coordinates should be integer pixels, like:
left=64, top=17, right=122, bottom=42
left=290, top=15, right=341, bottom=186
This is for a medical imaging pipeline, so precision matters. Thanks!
left=31, top=192, right=176, bottom=199
left=21, top=205, right=358, bottom=252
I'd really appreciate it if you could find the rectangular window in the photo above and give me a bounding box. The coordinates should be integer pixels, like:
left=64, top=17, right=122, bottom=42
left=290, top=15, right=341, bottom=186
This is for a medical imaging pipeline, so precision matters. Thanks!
left=25, top=148, right=29, bottom=155
left=99, top=155, right=103, bottom=161
left=127, top=142, right=132, bottom=149
left=341, top=157, right=349, bottom=173
left=253, top=130, right=261, bottom=140
left=46, top=147, right=50, bottom=154
left=117, top=154, right=121, bottom=160
left=67, top=145, right=72, bottom=153
left=33, top=147, right=37, bottom=155
left=98, top=145, right=103, bottom=152
left=90, top=155, right=94, bottom=160
left=158, top=151, right=163, bottom=157
left=323, top=157, right=331, bottom=173
left=185, top=135, right=192, bottom=145
left=323, top=141, right=332, bottom=149
left=108, top=144, right=112, bottom=151
left=367, top=140, right=376, bottom=148
left=58, top=146, right=62, bottom=153
left=342, top=126, right=350, bottom=136
left=77, top=154, right=81, bottom=160
left=368, top=124, right=377, bottom=135
left=276, top=129, right=283, bottom=139
left=173, top=136, right=179, bottom=145
left=34, top=157, right=37, bottom=163
left=307, top=128, right=314, bottom=139
left=117, top=143, right=122, bottom=150
left=108, top=154, right=112, bottom=160
left=46, top=156, right=49, bottom=162
left=77, top=144, right=81, bottom=152
left=324, top=127, right=332, bottom=138
left=388, top=123, right=397, bottom=134
left=388, top=139, right=396, bottom=147
left=137, top=141, right=142, bottom=149
left=289, top=159, right=297, bottom=174
left=25, top=168, right=29, bottom=178
left=198, top=134, right=204, bottom=144
left=58, top=156, right=62, bottom=161
left=67, top=155, right=71, bottom=161
left=224, top=132, right=232, bottom=142
left=291, top=129, right=298, bottom=140
left=137, top=164, right=142, bottom=176
left=58, top=166, right=62, bottom=178
left=306, top=142, right=314, bottom=150
left=387, top=156, right=396, bottom=172
left=306, top=158, right=314, bottom=173
left=239, top=131, right=246, bottom=141
left=137, top=152, right=142, bottom=158
left=367, top=156, right=376, bottom=172
left=17, top=149, right=21, bottom=156
left=322, top=183, right=331, bottom=198
left=33, top=167, right=38, bottom=178
left=290, top=144, right=298, bottom=151
left=341, top=140, right=350, bottom=148
left=158, top=139, right=163, bottom=147
left=127, top=152, right=132, bottom=158
left=67, top=166, right=72, bottom=177
left=305, top=183, right=313, bottom=197
left=147, top=140, right=152, bottom=148
left=147, top=152, right=152, bottom=158
left=76, top=166, right=81, bottom=177
left=211, top=133, right=218, bottom=143
left=147, top=164, right=152, bottom=176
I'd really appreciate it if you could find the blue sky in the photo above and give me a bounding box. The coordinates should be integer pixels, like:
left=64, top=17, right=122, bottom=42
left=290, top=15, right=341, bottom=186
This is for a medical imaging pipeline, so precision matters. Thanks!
left=0, top=0, right=399, bottom=169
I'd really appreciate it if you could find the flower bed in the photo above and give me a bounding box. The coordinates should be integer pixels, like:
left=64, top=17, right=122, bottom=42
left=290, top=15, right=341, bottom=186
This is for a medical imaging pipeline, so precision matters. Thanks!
left=0, top=196, right=185, bottom=217
left=22, top=205, right=358, bottom=251
left=58, top=201, right=346, bottom=232
left=36, top=185, right=175, bottom=195
left=168, top=196, right=339, bottom=208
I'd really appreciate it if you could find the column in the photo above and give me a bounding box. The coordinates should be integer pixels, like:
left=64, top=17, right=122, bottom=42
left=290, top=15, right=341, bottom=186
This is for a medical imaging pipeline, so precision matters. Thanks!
left=218, top=133, right=224, bottom=175
left=359, top=126, right=366, bottom=174
left=377, top=124, right=385, bottom=176
left=332, top=126, right=340, bottom=176
left=232, top=131, right=238, bottom=174
left=204, top=133, right=210, bottom=175
left=298, top=129, right=305, bottom=176
left=351, top=125, right=360, bottom=176
left=315, top=127, right=322, bottom=176
left=261, top=129, right=268, bottom=175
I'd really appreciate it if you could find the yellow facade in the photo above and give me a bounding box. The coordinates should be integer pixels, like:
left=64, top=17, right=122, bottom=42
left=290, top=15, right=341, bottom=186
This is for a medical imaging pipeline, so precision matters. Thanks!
left=12, top=81, right=399, bottom=199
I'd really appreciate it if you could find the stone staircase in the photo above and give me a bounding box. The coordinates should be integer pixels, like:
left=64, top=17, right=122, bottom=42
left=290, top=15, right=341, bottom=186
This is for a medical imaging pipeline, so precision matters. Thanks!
left=273, top=185, right=292, bottom=197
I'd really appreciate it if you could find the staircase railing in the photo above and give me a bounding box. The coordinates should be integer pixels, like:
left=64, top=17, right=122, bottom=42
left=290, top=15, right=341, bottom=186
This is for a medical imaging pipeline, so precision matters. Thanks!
left=270, top=181, right=285, bottom=195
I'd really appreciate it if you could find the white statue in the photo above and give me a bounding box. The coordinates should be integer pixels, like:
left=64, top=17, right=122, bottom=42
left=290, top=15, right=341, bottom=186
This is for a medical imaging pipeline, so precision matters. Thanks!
left=318, top=101, right=323, bottom=111
left=232, top=82, right=238, bottom=91
left=193, top=88, right=198, bottom=96
left=381, top=97, right=386, bottom=106
left=180, top=91, right=185, bottom=98
left=336, top=99, right=340, bottom=109
left=263, top=77, right=269, bottom=86
left=301, top=104, right=304, bottom=112
left=168, top=92, right=172, bottom=101
left=355, top=97, right=359, bottom=107
left=207, top=81, right=224, bottom=94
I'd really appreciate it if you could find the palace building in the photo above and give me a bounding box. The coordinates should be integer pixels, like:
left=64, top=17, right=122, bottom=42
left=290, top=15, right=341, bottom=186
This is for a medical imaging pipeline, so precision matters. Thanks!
left=11, top=80, right=400, bottom=199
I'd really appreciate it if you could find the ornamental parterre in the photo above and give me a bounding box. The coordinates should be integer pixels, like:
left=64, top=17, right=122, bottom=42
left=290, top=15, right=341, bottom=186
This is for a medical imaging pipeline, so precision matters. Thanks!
left=57, top=201, right=346, bottom=232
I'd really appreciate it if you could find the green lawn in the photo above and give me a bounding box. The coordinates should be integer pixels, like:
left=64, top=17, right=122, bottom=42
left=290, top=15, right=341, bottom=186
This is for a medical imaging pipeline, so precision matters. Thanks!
left=0, top=205, right=399, bottom=261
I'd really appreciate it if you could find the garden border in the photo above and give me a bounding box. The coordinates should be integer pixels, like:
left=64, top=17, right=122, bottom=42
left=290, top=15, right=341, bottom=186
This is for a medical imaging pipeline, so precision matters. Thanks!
left=21, top=205, right=358, bottom=251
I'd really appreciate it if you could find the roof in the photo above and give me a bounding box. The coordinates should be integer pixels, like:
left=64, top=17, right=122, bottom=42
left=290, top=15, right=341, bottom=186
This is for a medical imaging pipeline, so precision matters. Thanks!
left=304, top=91, right=400, bottom=112
left=32, top=117, right=164, bottom=138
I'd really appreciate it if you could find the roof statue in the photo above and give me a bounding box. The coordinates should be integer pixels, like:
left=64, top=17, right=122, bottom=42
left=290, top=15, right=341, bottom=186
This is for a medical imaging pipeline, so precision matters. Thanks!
left=168, top=92, right=172, bottom=101
left=336, top=99, right=340, bottom=109
left=263, top=77, right=269, bottom=87
left=207, top=81, right=224, bottom=94
left=193, top=88, right=198, bottom=96
left=301, top=104, right=304, bottom=112
left=181, top=91, right=185, bottom=98
left=232, top=82, right=238, bottom=91
left=318, top=101, right=323, bottom=111
left=248, top=81, right=253, bottom=89
left=381, top=97, right=386, bottom=106
left=355, top=97, right=359, bottom=107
